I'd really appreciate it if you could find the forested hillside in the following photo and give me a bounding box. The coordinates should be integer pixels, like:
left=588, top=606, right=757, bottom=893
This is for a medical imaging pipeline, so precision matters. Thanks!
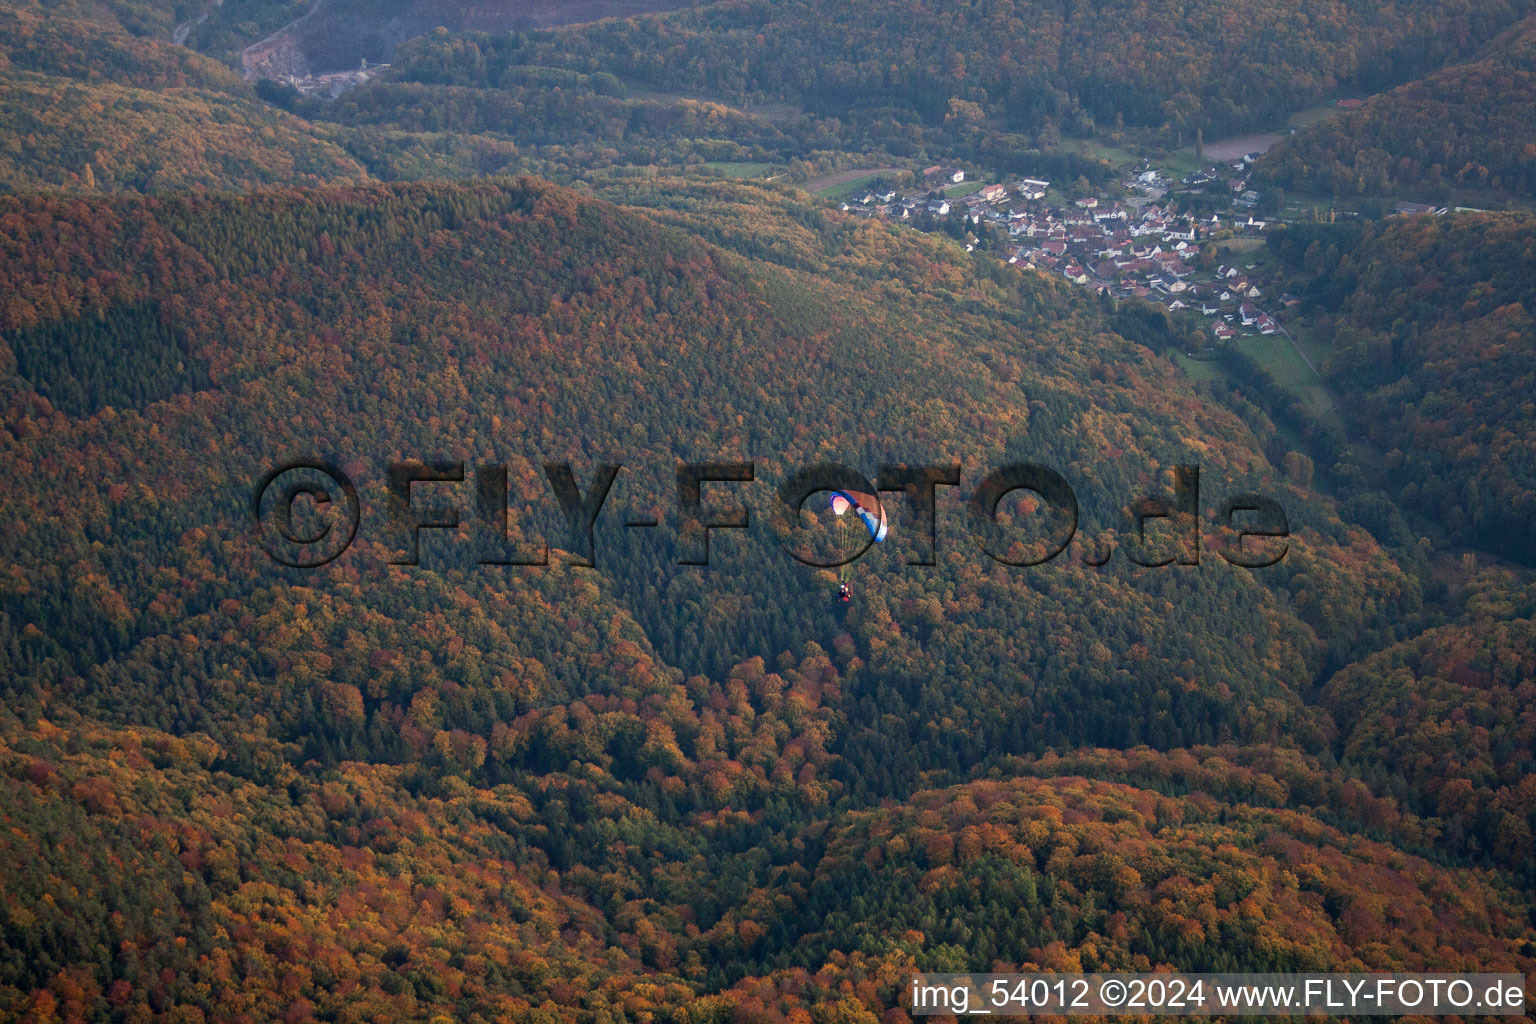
left=3, top=176, right=1528, bottom=1021
left=12, top=0, right=1536, bottom=193
left=1266, top=213, right=1536, bottom=563
left=3, top=0, right=1536, bottom=1020
left=182, top=0, right=695, bottom=71
left=1323, top=582, right=1536, bottom=874
left=1257, top=16, right=1536, bottom=199
left=371, top=0, right=1533, bottom=146
left=251, top=0, right=1536, bottom=188
left=0, top=0, right=367, bottom=192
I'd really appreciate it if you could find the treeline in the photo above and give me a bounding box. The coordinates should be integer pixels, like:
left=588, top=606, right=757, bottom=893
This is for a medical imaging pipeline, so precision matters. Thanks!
left=4, top=715, right=1532, bottom=1024
left=1266, top=214, right=1536, bottom=563
left=275, top=0, right=1536, bottom=187
left=9, top=0, right=1536, bottom=195
left=1322, top=588, right=1536, bottom=877
left=1258, top=17, right=1536, bottom=200
left=794, top=775, right=1534, bottom=975
left=307, top=66, right=1119, bottom=186
left=0, top=0, right=369, bottom=194
left=385, top=0, right=1535, bottom=138
left=1213, top=344, right=1346, bottom=484
left=0, top=6, right=233, bottom=91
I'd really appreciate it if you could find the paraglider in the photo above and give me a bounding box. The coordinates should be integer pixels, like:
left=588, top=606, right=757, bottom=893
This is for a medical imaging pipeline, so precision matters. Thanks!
left=828, top=489, right=888, bottom=542
left=828, top=489, right=886, bottom=602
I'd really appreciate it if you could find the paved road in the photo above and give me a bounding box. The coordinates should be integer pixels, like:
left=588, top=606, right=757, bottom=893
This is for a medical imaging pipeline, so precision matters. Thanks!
left=240, top=0, right=324, bottom=77
left=172, top=0, right=219, bottom=46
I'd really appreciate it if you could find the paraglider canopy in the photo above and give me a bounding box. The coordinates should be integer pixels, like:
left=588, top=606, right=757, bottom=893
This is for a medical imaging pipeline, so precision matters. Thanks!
left=828, top=489, right=888, bottom=542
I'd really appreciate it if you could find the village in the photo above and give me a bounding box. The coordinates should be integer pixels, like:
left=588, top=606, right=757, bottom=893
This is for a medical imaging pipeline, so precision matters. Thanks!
left=835, top=158, right=1297, bottom=351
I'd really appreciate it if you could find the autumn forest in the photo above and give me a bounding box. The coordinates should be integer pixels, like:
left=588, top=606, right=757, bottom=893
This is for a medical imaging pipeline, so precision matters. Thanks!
left=0, top=0, right=1533, bottom=1022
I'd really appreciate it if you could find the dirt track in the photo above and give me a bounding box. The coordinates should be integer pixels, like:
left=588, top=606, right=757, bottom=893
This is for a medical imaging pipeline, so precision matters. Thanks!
left=1203, top=133, right=1281, bottom=162
left=801, top=167, right=901, bottom=193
